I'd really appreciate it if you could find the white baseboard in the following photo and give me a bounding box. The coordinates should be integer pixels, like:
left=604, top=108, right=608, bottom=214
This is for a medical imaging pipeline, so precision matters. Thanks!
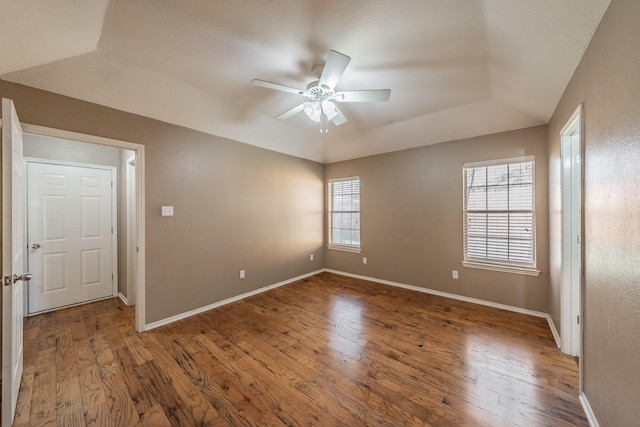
left=144, top=267, right=554, bottom=341
left=118, top=292, right=132, bottom=306
left=579, top=393, right=600, bottom=427
left=546, top=315, right=561, bottom=348
left=144, top=269, right=325, bottom=331
left=324, top=269, right=549, bottom=319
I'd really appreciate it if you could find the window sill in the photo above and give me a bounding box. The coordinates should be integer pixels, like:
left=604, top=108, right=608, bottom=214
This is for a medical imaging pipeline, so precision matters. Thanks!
left=327, top=244, right=362, bottom=253
left=461, top=261, right=541, bottom=276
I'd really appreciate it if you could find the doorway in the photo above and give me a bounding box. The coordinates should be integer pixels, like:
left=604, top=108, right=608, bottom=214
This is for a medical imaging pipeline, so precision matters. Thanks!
left=560, top=105, right=583, bottom=359
left=21, top=124, right=146, bottom=332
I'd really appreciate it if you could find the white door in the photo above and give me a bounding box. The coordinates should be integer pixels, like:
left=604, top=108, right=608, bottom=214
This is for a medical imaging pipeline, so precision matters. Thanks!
left=2, top=98, right=29, bottom=426
left=27, top=161, right=114, bottom=313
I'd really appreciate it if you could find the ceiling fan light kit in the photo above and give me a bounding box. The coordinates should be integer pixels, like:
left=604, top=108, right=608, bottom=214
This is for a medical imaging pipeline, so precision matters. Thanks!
left=251, top=50, right=391, bottom=134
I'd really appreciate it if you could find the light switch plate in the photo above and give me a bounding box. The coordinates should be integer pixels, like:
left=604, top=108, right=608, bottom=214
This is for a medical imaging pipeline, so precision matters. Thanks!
left=161, top=206, right=174, bottom=216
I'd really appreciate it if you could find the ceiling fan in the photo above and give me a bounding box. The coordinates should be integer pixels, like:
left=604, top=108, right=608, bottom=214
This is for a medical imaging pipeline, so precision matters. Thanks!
left=251, top=50, right=391, bottom=133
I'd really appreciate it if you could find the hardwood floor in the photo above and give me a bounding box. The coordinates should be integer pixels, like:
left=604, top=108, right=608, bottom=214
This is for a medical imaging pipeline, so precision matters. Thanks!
left=15, top=272, right=587, bottom=426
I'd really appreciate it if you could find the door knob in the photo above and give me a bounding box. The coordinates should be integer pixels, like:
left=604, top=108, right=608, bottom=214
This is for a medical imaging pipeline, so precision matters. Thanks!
left=12, top=273, right=32, bottom=283
left=31, top=243, right=41, bottom=249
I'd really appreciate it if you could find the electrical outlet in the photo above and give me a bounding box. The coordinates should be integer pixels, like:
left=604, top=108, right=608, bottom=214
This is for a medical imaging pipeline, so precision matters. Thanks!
left=452, top=270, right=458, bottom=279
left=310, top=254, right=314, bottom=261
left=363, top=257, right=368, bottom=265
left=239, top=270, right=245, bottom=279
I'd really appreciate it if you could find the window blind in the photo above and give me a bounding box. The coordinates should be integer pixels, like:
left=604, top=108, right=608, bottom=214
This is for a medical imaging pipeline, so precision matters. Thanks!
left=329, top=178, right=360, bottom=248
left=464, top=160, right=535, bottom=267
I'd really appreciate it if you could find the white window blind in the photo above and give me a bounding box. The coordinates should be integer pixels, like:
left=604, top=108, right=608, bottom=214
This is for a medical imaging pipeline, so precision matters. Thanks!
left=329, top=177, right=360, bottom=250
left=463, top=159, right=536, bottom=269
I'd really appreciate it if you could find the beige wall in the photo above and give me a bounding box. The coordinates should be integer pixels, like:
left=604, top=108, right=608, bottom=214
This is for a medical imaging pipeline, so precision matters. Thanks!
left=547, top=0, right=640, bottom=424
left=0, top=80, right=325, bottom=324
left=325, top=125, right=550, bottom=312
left=23, top=133, right=120, bottom=167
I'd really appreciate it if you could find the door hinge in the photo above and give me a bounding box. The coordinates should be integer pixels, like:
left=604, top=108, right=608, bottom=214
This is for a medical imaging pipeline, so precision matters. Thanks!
left=577, top=234, right=580, bottom=245
left=111, top=227, right=114, bottom=234
left=111, top=181, right=113, bottom=188
left=577, top=315, right=580, bottom=325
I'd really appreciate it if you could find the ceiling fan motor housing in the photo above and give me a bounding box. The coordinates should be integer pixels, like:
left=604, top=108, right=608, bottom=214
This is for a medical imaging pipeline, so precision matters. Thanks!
left=306, top=81, right=334, bottom=100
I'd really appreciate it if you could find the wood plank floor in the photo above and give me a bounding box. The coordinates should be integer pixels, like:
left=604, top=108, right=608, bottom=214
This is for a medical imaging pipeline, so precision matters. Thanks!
left=15, top=272, right=587, bottom=426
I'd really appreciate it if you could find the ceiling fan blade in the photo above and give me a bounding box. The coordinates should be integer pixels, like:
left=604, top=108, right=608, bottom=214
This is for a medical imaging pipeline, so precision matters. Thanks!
left=335, top=89, right=391, bottom=102
left=318, top=50, right=351, bottom=90
left=331, top=105, right=348, bottom=126
left=276, top=103, right=306, bottom=119
left=251, top=79, right=306, bottom=96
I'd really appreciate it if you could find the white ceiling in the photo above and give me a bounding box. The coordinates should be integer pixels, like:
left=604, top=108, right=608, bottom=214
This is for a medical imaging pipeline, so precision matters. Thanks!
left=0, top=0, right=610, bottom=163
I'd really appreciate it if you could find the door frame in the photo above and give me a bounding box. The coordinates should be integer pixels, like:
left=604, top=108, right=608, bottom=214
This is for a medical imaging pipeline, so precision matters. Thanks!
left=125, top=155, right=136, bottom=306
left=21, top=124, right=146, bottom=332
left=24, top=158, right=119, bottom=314
left=559, top=104, right=584, bottom=367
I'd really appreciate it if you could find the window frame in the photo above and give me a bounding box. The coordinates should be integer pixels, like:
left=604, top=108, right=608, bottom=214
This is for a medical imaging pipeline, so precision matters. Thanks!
left=462, top=156, right=540, bottom=276
left=327, top=176, right=362, bottom=253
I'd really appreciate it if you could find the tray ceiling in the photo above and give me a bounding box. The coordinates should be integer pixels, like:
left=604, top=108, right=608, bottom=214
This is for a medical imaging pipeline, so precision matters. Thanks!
left=0, top=0, right=611, bottom=163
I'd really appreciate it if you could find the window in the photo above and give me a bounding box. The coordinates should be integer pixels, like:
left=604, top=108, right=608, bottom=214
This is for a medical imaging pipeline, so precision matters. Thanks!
left=328, top=177, right=361, bottom=252
left=463, top=157, right=539, bottom=275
